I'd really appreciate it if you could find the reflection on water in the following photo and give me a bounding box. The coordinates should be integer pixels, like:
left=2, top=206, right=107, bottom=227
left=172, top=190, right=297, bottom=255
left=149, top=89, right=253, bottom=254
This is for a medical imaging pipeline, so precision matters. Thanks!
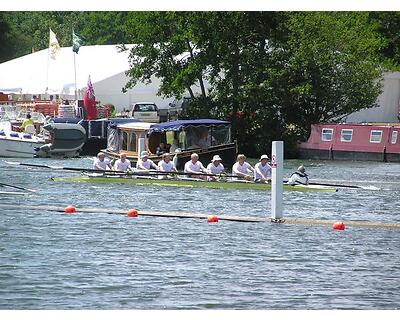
left=0, top=158, right=400, bottom=309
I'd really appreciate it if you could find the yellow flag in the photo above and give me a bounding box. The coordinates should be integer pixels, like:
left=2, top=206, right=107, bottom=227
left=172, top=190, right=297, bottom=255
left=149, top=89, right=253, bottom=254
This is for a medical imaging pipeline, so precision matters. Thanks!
left=49, top=28, right=60, bottom=60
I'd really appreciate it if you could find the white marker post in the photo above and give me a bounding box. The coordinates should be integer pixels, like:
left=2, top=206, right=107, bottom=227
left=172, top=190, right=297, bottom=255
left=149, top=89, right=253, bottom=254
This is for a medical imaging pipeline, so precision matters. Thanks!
left=138, top=137, right=145, bottom=157
left=271, top=141, right=284, bottom=221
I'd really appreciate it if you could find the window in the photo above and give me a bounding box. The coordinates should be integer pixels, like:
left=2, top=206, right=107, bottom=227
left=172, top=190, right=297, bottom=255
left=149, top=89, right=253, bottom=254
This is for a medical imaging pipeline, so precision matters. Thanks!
left=121, top=131, right=137, bottom=151
left=128, top=132, right=137, bottom=151
left=370, top=130, right=383, bottom=144
left=134, top=104, right=157, bottom=112
left=321, top=128, right=333, bottom=141
left=340, top=129, right=353, bottom=142
left=122, top=131, right=128, bottom=150
left=392, top=131, right=398, bottom=144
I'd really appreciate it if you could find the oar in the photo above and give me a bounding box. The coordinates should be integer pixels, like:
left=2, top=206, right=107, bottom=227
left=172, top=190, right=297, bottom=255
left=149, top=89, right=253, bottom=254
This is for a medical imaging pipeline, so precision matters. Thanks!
left=5, top=161, right=244, bottom=179
left=0, top=182, right=36, bottom=193
left=283, top=178, right=380, bottom=190
left=5, top=161, right=128, bottom=174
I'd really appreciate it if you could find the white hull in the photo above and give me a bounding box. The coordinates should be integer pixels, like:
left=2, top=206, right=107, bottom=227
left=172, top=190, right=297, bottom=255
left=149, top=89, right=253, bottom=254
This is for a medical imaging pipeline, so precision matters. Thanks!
left=0, top=137, right=44, bottom=158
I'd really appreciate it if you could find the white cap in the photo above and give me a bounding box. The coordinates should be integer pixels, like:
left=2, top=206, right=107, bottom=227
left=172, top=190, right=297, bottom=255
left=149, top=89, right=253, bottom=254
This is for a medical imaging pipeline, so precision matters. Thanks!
left=141, top=151, right=149, bottom=158
left=212, top=155, right=222, bottom=161
left=298, top=165, right=305, bottom=173
left=260, top=154, right=269, bottom=161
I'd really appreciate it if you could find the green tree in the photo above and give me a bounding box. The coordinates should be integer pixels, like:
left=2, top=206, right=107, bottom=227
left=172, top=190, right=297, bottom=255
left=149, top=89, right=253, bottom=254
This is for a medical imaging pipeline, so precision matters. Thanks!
left=274, top=12, right=384, bottom=142
left=122, top=12, right=385, bottom=157
left=0, top=12, right=131, bottom=60
left=122, top=12, right=209, bottom=101
left=369, top=11, right=400, bottom=68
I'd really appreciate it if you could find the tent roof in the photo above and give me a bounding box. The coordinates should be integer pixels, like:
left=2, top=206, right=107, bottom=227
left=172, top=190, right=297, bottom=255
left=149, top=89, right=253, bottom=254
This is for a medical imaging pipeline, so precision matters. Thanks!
left=0, top=44, right=132, bottom=95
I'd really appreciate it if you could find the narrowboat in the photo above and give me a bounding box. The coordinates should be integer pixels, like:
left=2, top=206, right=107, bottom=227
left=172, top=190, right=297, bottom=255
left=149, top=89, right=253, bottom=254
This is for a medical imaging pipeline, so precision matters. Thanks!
left=102, top=119, right=237, bottom=169
left=299, top=123, right=400, bottom=162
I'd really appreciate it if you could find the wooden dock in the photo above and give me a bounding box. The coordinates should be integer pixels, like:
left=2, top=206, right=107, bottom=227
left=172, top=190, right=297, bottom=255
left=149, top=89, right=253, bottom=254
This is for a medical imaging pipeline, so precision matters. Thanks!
left=0, top=204, right=399, bottom=229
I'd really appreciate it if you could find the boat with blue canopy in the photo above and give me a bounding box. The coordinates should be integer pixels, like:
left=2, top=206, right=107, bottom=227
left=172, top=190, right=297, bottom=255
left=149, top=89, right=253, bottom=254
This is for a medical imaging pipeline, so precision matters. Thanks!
left=102, top=119, right=237, bottom=169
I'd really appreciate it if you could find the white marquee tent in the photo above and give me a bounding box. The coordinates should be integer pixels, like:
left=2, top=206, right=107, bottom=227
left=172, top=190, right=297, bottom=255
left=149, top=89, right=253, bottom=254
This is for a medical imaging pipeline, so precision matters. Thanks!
left=0, top=44, right=176, bottom=110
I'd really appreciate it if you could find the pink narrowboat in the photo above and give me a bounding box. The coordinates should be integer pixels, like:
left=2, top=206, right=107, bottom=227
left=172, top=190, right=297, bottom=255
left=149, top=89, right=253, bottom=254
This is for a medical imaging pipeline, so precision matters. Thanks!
left=299, top=123, right=400, bottom=162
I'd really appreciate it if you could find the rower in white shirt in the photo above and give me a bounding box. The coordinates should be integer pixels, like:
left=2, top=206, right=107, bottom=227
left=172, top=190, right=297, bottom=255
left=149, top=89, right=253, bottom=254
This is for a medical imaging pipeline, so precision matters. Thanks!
left=93, top=152, right=112, bottom=170
left=136, top=151, right=158, bottom=171
left=206, top=155, right=225, bottom=181
left=184, top=153, right=207, bottom=180
left=232, top=154, right=254, bottom=181
left=288, top=165, right=309, bottom=185
left=157, top=153, right=177, bottom=178
left=113, top=152, right=132, bottom=172
left=254, top=154, right=272, bottom=183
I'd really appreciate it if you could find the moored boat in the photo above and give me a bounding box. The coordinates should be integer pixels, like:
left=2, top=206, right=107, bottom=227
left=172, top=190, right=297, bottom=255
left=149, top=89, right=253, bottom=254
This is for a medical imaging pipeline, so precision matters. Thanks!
left=0, top=120, right=87, bottom=158
left=51, top=174, right=338, bottom=192
left=35, top=122, right=87, bottom=158
left=102, top=119, right=237, bottom=170
left=0, top=121, right=45, bottom=157
left=299, top=123, right=400, bottom=162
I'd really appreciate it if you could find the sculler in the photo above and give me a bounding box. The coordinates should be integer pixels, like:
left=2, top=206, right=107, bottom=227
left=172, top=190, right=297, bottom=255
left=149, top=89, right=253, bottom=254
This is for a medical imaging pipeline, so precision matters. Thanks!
left=136, top=151, right=158, bottom=171
left=93, top=152, right=112, bottom=170
left=206, top=155, right=225, bottom=181
left=288, top=165, right=309, bottom=185
left=113, top=153, right=132, bottom=172
left=254, top=154, right=272, bottom=183
left=232, top=154, right=254, bottom=181
left=184, top=153, right=207, bottom=180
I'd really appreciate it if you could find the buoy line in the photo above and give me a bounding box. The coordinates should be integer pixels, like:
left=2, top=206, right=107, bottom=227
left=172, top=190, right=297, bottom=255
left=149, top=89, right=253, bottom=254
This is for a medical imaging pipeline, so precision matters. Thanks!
left=0, top=204, right=399, bottom=230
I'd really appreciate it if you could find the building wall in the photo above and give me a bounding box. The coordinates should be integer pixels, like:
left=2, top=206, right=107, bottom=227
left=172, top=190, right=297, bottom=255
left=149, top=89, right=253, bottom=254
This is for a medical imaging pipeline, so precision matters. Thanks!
left=92, top=72, right=174, bottom=112
left=344, top=72, right=400, bottom=123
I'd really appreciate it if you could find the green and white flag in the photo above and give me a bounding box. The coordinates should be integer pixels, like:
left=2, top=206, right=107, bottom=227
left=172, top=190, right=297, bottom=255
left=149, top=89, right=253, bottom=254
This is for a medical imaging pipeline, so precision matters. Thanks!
left=72, top=30, right=84, bottom=53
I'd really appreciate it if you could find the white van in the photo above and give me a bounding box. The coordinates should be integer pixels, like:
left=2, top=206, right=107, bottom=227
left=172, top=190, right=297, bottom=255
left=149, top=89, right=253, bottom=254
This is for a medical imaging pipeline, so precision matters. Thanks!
left=131, top=102, right=160, bottom=123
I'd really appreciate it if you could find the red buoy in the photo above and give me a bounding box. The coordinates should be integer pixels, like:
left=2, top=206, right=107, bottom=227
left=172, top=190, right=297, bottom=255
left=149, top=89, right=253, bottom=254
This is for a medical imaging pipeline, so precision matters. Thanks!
left=127, top=209, right=138, bottom=217
left=333, top=221, right=345, bottom=230
left=64, top=205, right=76, bottom=214
left=207, top=215, right=219, bottom=223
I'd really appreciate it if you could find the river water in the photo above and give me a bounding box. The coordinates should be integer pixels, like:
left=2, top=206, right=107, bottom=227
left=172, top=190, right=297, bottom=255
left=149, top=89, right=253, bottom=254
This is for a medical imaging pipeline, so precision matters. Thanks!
left=0, top=157, right=399, bottom=309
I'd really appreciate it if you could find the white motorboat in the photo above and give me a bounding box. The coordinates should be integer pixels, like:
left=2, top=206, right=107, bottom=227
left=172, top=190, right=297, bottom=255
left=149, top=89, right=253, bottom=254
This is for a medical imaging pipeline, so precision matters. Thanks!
left=0, top=121, right=45, bottom=157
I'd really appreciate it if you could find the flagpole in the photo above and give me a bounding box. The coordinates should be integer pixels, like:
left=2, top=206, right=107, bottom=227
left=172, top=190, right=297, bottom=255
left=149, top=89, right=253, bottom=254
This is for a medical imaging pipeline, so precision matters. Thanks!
left=72, top=27, right=78, bottom=101
left=46, top=28, right=50, bottom=96
left=73, top=51, right=78, bottom=101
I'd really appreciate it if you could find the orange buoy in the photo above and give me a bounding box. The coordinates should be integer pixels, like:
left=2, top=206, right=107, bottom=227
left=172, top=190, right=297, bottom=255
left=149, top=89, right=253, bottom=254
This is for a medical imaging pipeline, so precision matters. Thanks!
left=64, top=205, right=76, bottom=214
left=207, top=215, right=219, bottom=223
left=127, top=209, right=138, bottom=217
left=333, top=221, right=345, bottom=230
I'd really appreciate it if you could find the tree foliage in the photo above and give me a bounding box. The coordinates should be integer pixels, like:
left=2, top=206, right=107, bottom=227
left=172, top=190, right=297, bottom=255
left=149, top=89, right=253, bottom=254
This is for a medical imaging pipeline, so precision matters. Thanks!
left=122, top=12, right=386, bottom=156
left=273, top=12, right=384, bottom=138
left=0, top=12, right=131, bottom=62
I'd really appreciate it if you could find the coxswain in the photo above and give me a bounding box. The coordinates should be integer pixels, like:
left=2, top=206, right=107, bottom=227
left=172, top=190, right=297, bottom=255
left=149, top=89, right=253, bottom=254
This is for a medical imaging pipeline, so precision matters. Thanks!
left=206, top=155, right=225, bottom=181
left=136, top=151, right=158, bottom=171
left=93, top=152, right=112, bottom=170
left=113, top=152, right=132, bottom=172
left=184, top=153, right=207, bottom=180
left=288, top=165, right=309, bottom=185
left=232, top=154, right=254, bottom=181
left=254, top=154, right=272, bottom=183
